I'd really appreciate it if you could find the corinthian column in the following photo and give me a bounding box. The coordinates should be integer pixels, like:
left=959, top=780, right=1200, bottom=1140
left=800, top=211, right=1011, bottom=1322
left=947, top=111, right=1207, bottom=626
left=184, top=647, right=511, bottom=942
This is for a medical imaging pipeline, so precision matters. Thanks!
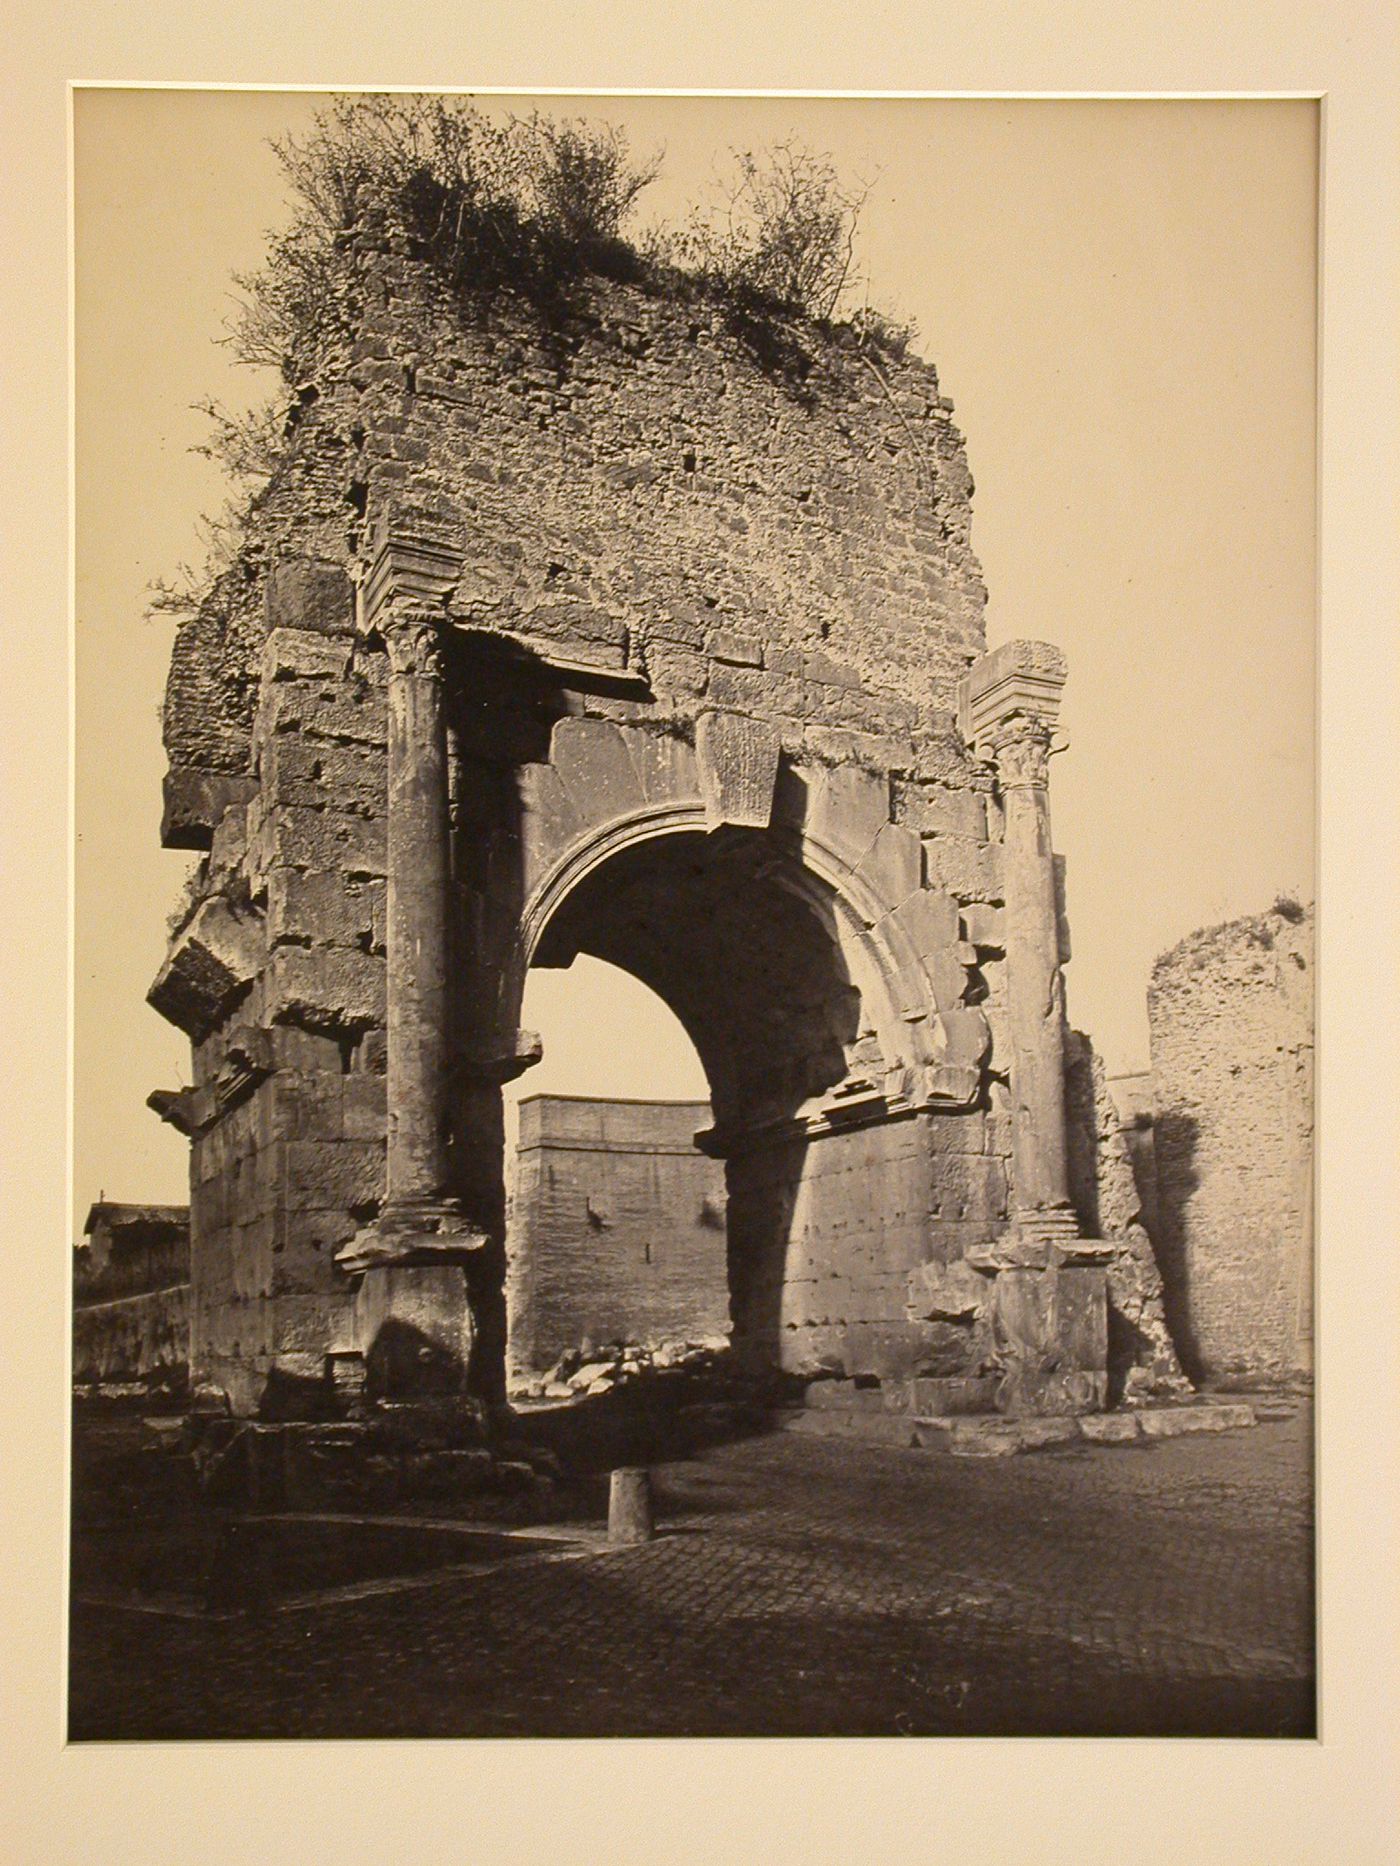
left=336, top=517, right=484, bottom=1397
left=987, top=707, right=1076, bottom=1237
left=958, top=640, right=1110, bottom=1416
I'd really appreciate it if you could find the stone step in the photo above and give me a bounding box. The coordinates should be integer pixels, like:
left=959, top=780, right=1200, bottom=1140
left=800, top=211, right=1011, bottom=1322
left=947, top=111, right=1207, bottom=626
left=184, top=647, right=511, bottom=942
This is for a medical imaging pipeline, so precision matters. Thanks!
left=779, top=1409, right=923, bottom=1448
left=773, top=1399, right=1257, bottom=1457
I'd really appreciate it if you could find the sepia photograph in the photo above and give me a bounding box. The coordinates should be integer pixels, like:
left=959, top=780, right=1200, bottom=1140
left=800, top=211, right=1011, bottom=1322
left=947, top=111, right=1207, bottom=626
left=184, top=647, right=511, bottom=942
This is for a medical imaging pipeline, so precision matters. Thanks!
left=67, top=87, right=1321, bottom=1742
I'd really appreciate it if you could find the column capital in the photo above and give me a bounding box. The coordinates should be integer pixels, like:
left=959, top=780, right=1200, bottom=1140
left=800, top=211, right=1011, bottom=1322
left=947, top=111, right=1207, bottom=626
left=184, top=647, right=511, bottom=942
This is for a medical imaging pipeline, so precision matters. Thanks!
left=984, top=711, right=1055, bottom=791
left=381, top=603, right=450, bottom=679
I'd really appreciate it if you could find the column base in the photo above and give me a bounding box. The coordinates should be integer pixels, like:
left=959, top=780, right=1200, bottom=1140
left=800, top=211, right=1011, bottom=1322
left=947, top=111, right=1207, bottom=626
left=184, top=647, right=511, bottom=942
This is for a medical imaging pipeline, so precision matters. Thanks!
left=965, top=1212, right=1113, bottom=1417
left=352, top=1262, right=476, bottom=1401
left=966, top=1207, right=1117, bottom=1272
left=334, top=1202, right=491, bottom=1401
left=989, top=1262, right=1109, bottom=1416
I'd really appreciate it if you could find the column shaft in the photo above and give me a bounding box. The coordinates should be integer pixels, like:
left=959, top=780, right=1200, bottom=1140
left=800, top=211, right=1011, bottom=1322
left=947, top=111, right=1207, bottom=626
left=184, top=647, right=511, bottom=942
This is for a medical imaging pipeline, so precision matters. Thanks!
left=999, top=739, right=1071, bottom=1218
left=383, top=611, right=452, bottom=1213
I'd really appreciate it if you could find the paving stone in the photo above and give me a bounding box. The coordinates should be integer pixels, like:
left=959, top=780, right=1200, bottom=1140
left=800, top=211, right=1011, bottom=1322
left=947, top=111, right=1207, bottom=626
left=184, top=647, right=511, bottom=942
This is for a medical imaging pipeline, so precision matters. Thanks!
left=68, top=1412, right=1314, bottom=1740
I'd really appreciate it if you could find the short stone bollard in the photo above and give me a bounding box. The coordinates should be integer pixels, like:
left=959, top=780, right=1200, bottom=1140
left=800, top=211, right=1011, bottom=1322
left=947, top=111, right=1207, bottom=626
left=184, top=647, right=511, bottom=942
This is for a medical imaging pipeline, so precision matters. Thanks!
left=608, top=1467, right=655, bottom=1546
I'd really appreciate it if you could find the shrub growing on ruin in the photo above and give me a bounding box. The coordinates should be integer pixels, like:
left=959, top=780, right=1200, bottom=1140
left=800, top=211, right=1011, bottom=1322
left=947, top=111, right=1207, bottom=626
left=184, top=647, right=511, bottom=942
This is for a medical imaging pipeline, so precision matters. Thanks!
left=225, top=97, right=665, bottom=386
left=667, top=140, right=869, bottom=323
left=225, top=98, right=899, bottom=389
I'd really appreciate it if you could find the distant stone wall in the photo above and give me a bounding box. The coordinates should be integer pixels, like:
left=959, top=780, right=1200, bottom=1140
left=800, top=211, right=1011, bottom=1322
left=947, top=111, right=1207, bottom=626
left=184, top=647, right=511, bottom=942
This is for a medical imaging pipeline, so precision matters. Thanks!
left=74, top=1203, right=190, bottom=1393
left=507, top=1097, right=728, bottom=1375
left=1148, top=904, right=1314, bottom=1385
left=73, top=1287, right=190, bottom=1390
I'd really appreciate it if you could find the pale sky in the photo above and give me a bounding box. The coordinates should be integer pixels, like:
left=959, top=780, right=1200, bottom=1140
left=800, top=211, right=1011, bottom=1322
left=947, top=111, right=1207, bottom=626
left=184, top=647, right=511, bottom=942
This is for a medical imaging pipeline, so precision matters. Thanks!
left=73, top=90, right=1317, bottom=1214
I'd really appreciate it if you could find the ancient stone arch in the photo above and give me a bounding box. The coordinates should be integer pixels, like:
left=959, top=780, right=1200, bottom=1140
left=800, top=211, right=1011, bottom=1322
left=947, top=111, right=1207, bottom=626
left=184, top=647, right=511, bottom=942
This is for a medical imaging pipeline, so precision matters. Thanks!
left=147, top=217, right=1157, bottom=1419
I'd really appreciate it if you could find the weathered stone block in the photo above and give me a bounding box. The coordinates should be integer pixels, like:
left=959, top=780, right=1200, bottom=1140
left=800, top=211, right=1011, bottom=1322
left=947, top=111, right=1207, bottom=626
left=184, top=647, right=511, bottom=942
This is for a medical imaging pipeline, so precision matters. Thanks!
left=948, top=1419, right=1024, bottom=1458
left=993, top=1265, right=1108, bottom=1418
left=856, top=822, right=922, bottom=914
left=279, top=1138, right=386, bottom=1210
left=267, top=868, right=380, bottom=951
left=262, top=627, right=355, bottom=685
left=1079, top=1412, right=1141, bottom=1443
left=1137, top=1402, right=1255, bottom=1439
left=550, top=717, right=647, bottom=826
left=931, top=1008, right=991, bottom=1071
left=904, top=785, right=986, bottom=840
left=960, top=902, right=1005, bottom=949
left=625, top=729, right=701, bottom=809
left=355, top=1263, right=473, bottom=1399
left=267, top=1025, right=348, bottom=1073
left=161, top=768, right=258, bottom=853
left=208, top=803, right=250, bottom=881
left=260, top=737, right=386, bottom=811
left=255, top=803, right=386, bottom=879
left=266, top=946, right=386, bottom=1032
left=517, top=760, right=585, bottom=900
left=341, top=1074, right=388, bottom=1141
left=264, top=558, right=355, bottom=636
left=924, top=947, right=973, bottom=1014
left=906, top=1257, right=990, bottom=1323
left=256, top=685, right=386, bottom=749
left=707, top=626, right=764, bottom=668
left=807, top=762, right=890, bottom=865
left=273, top=1292, right=356, bottom=1357
left=921, top=834, right=1004, bottom=902
left=148, top=899, right=263, bottom=1040
left=891, top=887, right=961, bottom=961
left=269, top=1208, right=358, bottom=1294
left=263, top=1071, right=344, bottom=1143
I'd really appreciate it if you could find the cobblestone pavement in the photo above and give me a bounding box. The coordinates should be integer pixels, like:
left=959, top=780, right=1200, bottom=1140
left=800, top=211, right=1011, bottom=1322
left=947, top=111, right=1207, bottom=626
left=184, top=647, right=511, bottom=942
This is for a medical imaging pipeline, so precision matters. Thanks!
left=68, top=1412, right=1314, bottom=1740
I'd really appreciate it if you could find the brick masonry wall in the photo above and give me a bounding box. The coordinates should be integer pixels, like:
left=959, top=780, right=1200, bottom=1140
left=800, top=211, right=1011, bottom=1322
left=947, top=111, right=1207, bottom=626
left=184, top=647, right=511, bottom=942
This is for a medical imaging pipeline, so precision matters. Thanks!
left=507, top=1097, right=728, bottom=1374
left=1148, top=905, right=1314, bottom=1385
left=351, top=253, right=987, bottom=737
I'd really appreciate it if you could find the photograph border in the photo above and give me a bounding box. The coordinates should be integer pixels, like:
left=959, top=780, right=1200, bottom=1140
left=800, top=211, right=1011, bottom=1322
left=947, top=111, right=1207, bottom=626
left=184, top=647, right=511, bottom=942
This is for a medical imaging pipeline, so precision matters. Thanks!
left=4, top=2, right=1398, bottom=1861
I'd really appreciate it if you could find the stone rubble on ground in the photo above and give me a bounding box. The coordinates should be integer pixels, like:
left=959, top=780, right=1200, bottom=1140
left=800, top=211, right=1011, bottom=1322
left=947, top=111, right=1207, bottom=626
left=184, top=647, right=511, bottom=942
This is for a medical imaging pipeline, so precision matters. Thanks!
left=508, top=1335, right=733, bottom=1403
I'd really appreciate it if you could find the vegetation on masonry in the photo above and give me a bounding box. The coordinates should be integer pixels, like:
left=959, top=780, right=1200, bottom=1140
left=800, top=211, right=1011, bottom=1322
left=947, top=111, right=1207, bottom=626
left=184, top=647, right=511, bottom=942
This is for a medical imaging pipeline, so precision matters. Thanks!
left=156, top=97, right=918, bottom=615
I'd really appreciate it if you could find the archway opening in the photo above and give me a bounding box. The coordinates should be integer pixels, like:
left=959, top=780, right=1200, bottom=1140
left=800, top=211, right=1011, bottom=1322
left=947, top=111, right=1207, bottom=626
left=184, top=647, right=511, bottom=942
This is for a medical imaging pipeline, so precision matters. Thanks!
left=510, top=824, right=902, bottom=1385
left=503, top=957, right=726, bottom=1386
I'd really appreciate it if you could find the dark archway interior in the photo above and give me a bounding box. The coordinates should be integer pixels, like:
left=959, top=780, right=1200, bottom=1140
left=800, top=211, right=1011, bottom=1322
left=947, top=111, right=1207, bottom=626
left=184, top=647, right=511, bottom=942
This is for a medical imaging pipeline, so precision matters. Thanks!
left=528, top=826, right=886, bottom=1371
left=532, top=826, right=868, bottom=1138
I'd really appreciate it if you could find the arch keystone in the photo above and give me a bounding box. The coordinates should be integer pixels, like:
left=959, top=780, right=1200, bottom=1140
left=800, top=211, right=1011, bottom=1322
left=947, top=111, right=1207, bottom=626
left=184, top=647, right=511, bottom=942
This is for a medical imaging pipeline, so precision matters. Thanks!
left=695, top=711, right=781, bottom=830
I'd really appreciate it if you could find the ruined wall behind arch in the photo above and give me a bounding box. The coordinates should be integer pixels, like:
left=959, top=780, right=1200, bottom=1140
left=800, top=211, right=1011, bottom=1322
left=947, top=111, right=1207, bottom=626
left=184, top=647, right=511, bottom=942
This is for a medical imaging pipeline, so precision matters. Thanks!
left=1148, top=904, right=1314, bottom=1386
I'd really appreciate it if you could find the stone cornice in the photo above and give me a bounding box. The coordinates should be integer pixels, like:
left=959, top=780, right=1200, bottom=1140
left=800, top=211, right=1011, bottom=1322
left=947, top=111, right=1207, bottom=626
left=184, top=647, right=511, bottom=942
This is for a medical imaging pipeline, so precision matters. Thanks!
left=360, top=508, right=464, bottom=629
left=957, top=639, right=1068, bottom=761
left=147, top=1025, right=274, bottom=1136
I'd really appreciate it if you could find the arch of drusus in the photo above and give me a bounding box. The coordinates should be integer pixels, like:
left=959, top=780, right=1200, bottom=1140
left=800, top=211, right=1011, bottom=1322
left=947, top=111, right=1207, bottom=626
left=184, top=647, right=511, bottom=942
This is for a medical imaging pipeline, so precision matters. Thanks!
left=147, top=200, right=1182, bottom=1419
